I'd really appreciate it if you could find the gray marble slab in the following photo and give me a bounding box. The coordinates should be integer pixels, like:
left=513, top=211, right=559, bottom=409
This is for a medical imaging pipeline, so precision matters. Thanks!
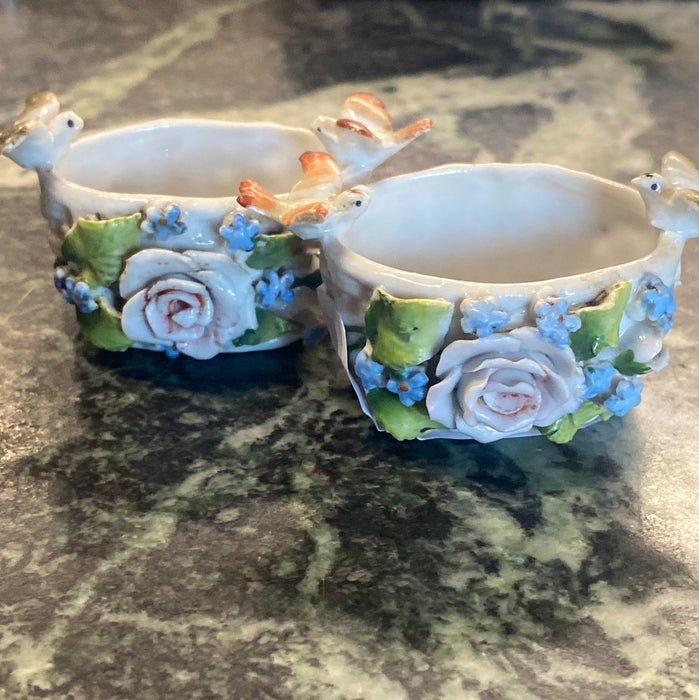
left=0, top=1, right=697, bottom=698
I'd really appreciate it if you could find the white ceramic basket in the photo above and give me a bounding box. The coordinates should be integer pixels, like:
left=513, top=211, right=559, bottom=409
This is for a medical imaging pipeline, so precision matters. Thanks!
left=5, top=90, right=697, bottom=444
left=246, top=156, right=699, bottom=444
left=1, top=93, right=326, bottom=358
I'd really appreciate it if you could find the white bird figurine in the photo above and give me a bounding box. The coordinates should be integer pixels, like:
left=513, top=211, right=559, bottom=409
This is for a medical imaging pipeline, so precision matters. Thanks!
left=312, top=92, right=432, bottom=185
left=632, top=151, right=699, bottom=238
left=1, top=91, right=84, bottom=170
left=237, top=150, right=369, bottom=240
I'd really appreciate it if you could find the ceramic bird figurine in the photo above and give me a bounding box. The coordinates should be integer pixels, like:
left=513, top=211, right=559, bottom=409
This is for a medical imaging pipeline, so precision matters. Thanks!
left=632, top=151, right=699, bottom=238
left=237, top=151, right=369, bottom=240
left=1, top=91, right=84, bottom=170
left=312, top=92, right=433, bottom=185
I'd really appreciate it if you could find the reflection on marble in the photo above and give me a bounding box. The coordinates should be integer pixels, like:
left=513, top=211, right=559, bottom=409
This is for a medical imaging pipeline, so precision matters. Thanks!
left=0, top=1, right=697, bottom=698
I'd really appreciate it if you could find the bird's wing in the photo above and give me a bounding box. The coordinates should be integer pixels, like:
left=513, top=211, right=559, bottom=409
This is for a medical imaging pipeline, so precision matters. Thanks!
left=237, top=179, right=279, bottom=213
left=290, top=151, right=342, bottom=197
left=342, top=92, right=393, bottom=133
left=282, top=201, right=329, bottom=226
left=15, top=91, right=60, bottom=125
left=0, top=119, right=39, bottom=150
left=393, top=117, right=433, bottom=143
left=661, top=151, right=699, bottom=190
left=673, top=186, right=699, bottom=207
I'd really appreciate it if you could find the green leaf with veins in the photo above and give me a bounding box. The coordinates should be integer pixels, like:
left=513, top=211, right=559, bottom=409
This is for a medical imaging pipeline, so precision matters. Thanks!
left=538, top=400, right=611, bottom=444
left=364, top=289, right=453, bottom=370
left=76, top=297, right=133, bottom=352
left=569, top=281, right=631, bottom=361
left=612, top=349, right=652, bottom=376
left=233, top=307, right=303, bottom=347
left=366, top=389, right=444, bottom=441
left=245, top=232, right=303, bottom=270
left=61, top=214, right=142, bottom=288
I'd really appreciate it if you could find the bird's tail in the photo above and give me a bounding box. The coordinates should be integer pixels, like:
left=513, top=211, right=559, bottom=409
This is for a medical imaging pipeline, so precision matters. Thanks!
left=394, top=117, right=433, bottom=143
left=343, top=92, right=392, bottom=132
left=237, top=179, right=278, bottom=211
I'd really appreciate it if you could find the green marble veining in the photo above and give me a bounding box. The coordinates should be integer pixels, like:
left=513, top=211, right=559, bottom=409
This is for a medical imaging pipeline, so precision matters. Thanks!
left=0, top=1, right=698, bottom=698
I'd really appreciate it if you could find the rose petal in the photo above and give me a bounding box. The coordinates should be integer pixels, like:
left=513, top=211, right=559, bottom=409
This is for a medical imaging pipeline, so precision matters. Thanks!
left=425, top=366, right=464, bottom=429
left=192, top=269, right=257, bottom=345
left=145, top=279, right=213, bottom=340
left=121, top=290, right=157, bottom=346
left=436, top=335, right=521, bottom=376
left=427, top=327, right=584, bottom=442
left=118, top=249, right=259, bottom=360
left=120, top=249, right=197, bottom=298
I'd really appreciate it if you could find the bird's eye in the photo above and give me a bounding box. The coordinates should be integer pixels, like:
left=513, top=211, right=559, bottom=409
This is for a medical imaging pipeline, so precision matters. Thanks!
left=650, top=182, right=660, bottom=192
left=355, top=200, right=362, bottom=207
left=67, top=119, right=75, bottom=128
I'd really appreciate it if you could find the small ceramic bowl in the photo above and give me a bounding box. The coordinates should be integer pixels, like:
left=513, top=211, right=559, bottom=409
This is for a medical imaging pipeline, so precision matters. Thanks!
left=1, top=92, right=325, bottom=358
left=272, top=155, right=699, bottom=444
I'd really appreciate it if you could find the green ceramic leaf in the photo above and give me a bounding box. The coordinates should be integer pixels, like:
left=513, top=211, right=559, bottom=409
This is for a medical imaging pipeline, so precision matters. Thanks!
left=364, top=289, right=453, bottom=370
left=612, top=349, right=652, bottom=376
left=538, top=400, right=611, bottom=444
left=61, top=214, right=142, bottom=288
left=366, top=389, right=444, bottom=441
left=233, top=307, right=303, bottom=347
left=569, top=281, right=631, bottom=361
left=76, top=297, right=133, bottom=352
left=245, top=232, right=303, bottom=270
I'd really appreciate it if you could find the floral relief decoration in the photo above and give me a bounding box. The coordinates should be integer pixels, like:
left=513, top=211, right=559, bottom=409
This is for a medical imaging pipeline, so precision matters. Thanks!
left=53, top=207, right=318, bottom=359
left=348, top=276, right=676, bottom=443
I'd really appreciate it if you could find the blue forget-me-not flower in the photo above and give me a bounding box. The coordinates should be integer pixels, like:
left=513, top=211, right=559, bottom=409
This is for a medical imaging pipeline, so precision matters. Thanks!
left=219, top=212, right=259, bottom=252
left=256, top=270, right=295, bottom=308
left=582, top=362, right=615, bottom=400
left=461, top=298, right=509, bottom=337
left=54, top=267, right=98, bottom=313
left=604, top=378, right=643, bottom=417
left=354, top=350, right=387, bottom=392
left=535, top=298, right=581, bottom=345
left=386, top=367, right=429, bottom=407
left=640, top=275, right=676, bottom=334
left=141, top=203, right=187, bottom=242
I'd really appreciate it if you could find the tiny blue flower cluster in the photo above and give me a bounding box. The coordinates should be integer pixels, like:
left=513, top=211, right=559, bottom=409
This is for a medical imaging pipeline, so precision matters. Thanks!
left=535, top=298, right=581, bottom=345
left=141, top=203, right=187, bottom=242
left=220, top=212, right=259, bottom=252
left=354, top=350, right=428, bottom=407
left=603, top=378, right=643, bottom=417
left=582, top=362, right=615, bottom=400
left=54, top=267, right=98, bottom=313
left=354, top=351, right=385, bottom=392
left=387, top=369, right=429, bottom=406
left=256, top=270, right=295, bottom=308
left=640, top=275, right=675, bottom=334
left=461, top=298, right=509, bottom=337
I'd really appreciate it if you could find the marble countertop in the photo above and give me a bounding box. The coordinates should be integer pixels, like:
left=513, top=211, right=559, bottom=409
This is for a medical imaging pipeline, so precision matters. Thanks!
left=0, top=1, right=697, bottom=698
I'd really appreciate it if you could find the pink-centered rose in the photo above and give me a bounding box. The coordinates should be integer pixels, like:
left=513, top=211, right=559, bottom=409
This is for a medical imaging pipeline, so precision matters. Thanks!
left=119, top=249, right=258, bottom=359
left=426, top=327, right=585, bottom=442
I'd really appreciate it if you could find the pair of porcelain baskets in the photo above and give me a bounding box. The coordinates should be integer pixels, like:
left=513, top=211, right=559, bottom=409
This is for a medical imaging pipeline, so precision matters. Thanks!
left=3, top=91, right=697, bottom=444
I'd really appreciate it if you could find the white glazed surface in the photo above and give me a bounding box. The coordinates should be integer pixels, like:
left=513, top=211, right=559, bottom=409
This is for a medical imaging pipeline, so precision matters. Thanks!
left=321, top=164, right=685, bottom=325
